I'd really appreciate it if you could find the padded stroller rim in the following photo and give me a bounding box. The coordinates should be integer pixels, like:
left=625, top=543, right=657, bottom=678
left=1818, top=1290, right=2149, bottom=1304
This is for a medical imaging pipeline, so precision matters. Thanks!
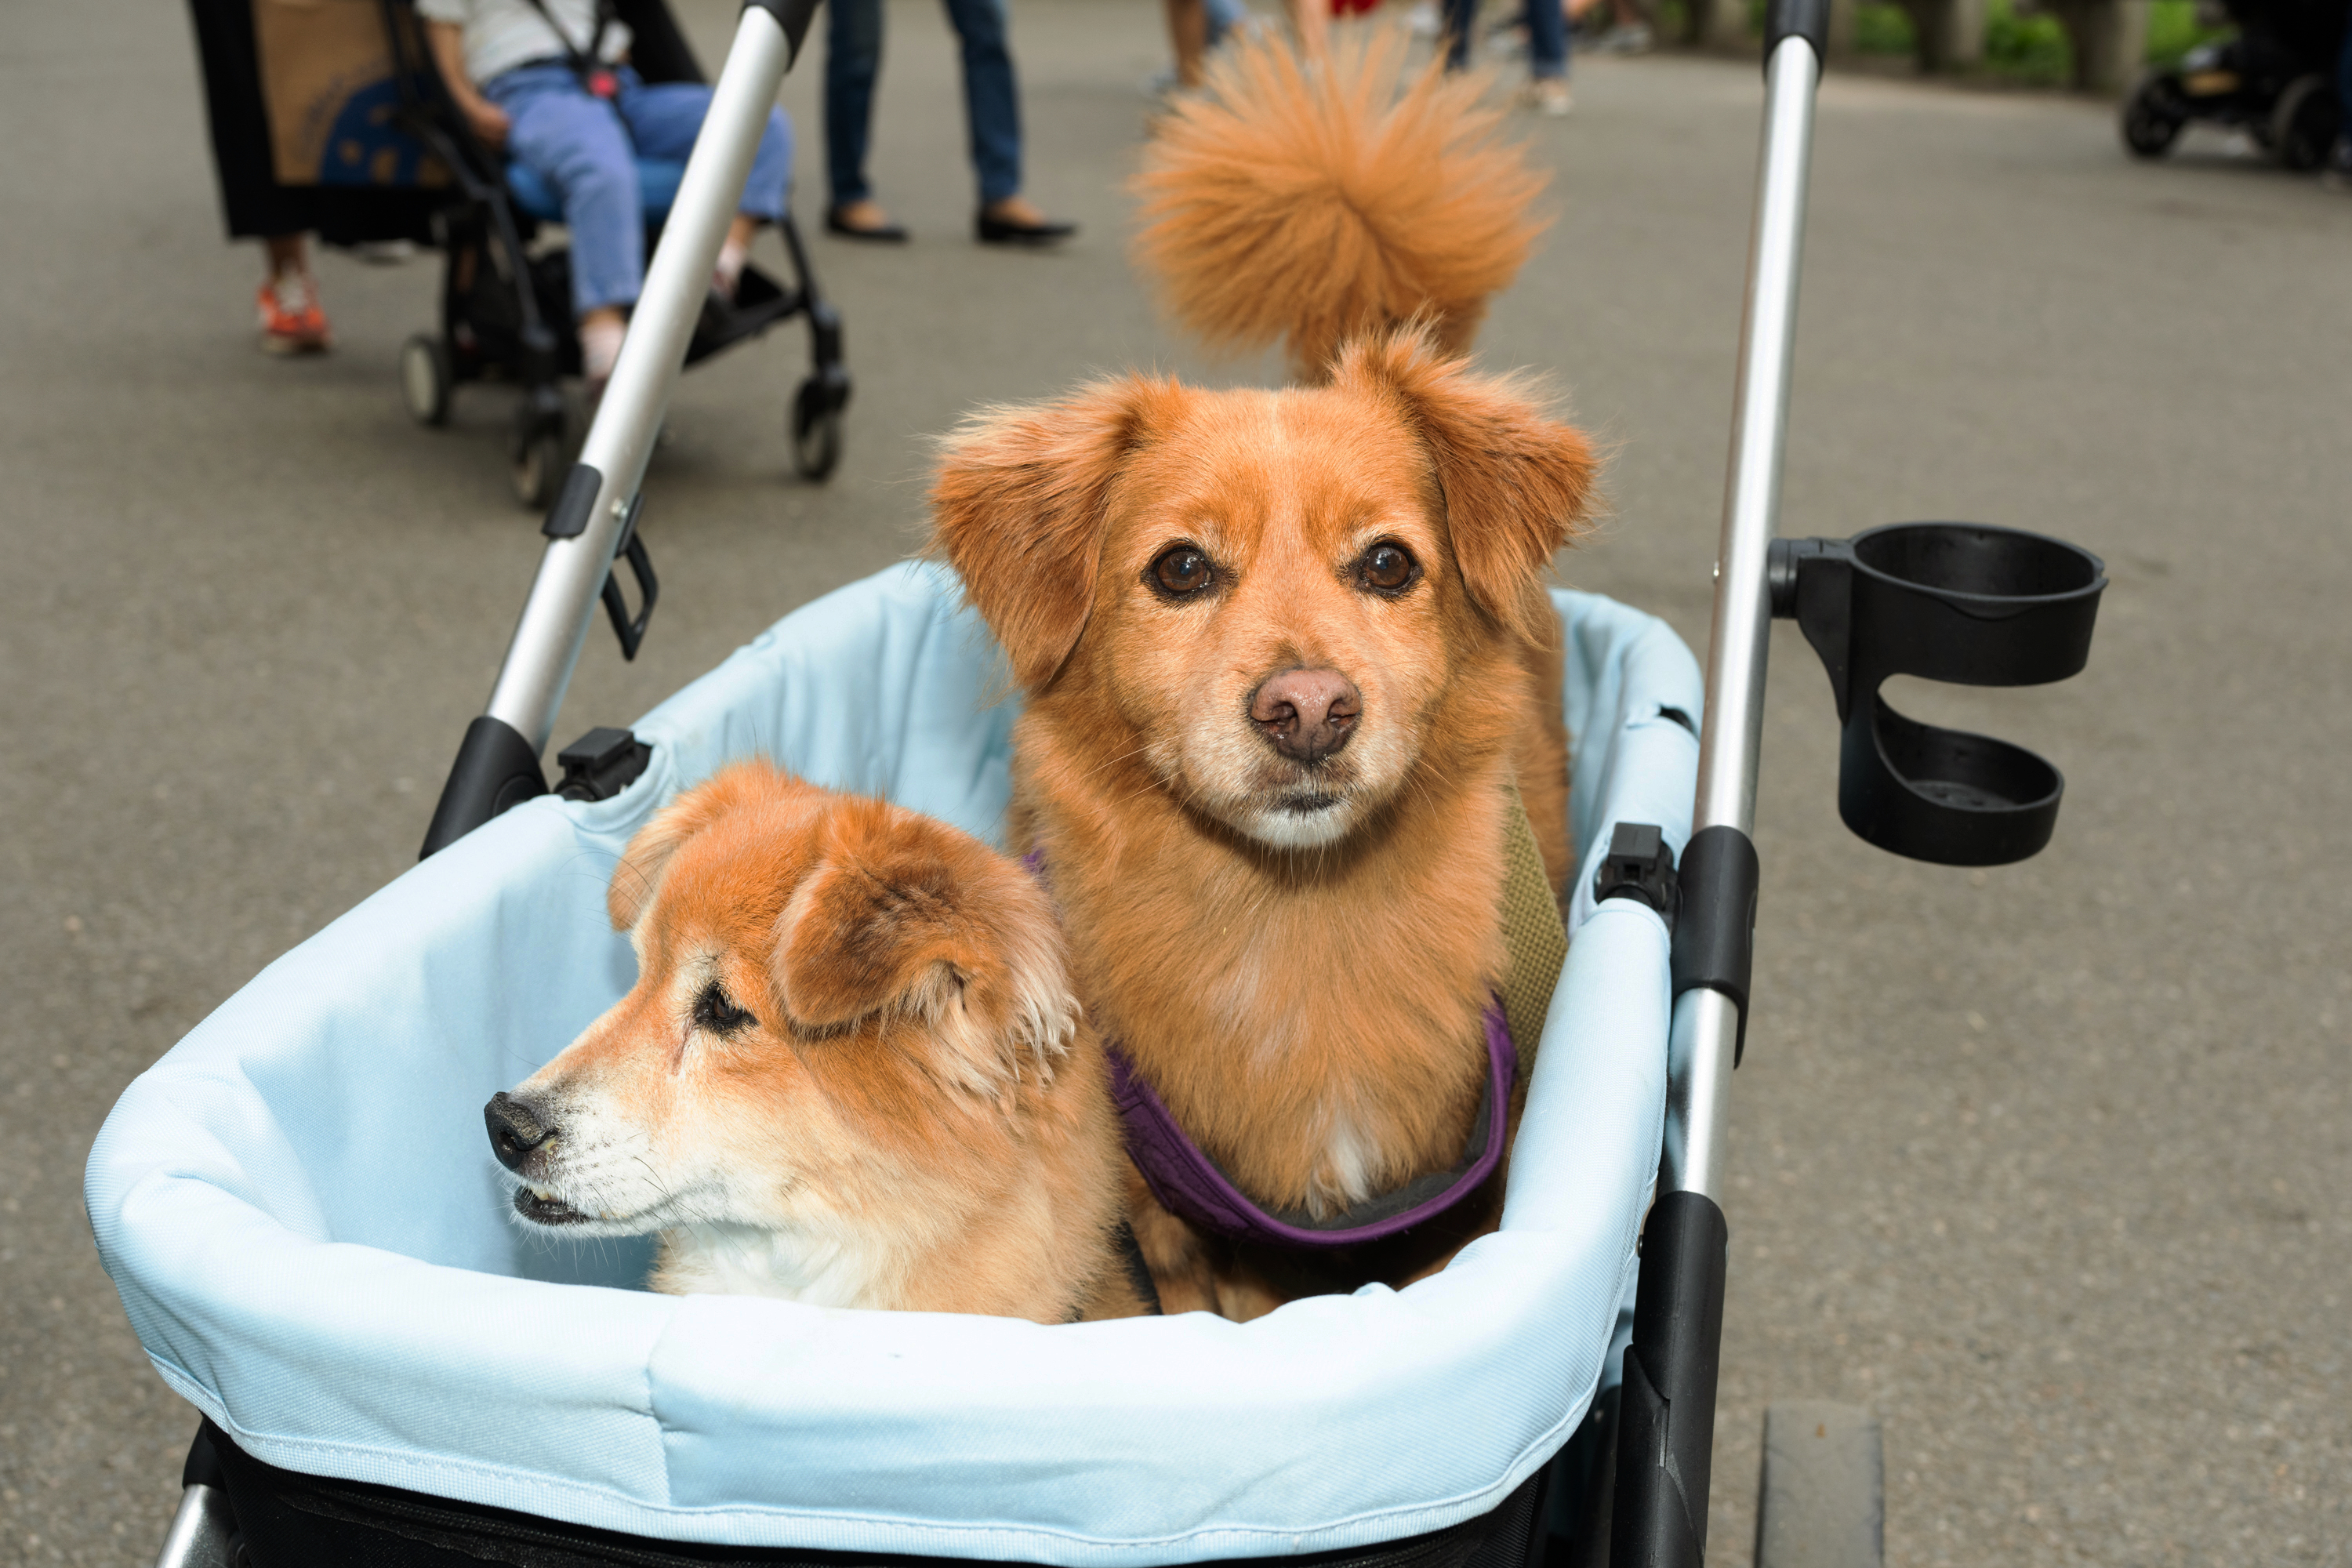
left=87, top=564, right=1700, bottom=1564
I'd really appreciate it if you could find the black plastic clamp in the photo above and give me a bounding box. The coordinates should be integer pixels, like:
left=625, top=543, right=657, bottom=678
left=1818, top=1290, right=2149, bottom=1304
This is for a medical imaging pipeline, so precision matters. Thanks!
left=1593, top=822, right=1679, bottom=925
left=742, top=0, right=821, bottom=64
left=419, top=716, right=547, bottom=858
left=1669, top=826, right=1759, bottom=1066
left=555, top=728, right=654, bottom=802
left=541, top=462, right=603, bottom=539
left=1762, top=0, right=1832, bottom=67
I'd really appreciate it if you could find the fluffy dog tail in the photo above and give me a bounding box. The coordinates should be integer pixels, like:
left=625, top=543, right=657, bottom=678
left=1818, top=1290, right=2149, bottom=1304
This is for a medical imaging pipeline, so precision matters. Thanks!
left=1131, top=29, right=1548, bottom=383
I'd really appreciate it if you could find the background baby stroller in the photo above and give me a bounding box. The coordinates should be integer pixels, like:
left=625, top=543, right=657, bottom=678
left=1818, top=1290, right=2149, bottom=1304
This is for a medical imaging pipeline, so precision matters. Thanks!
left=380, top=0, right=851, bottom=506
left=2120, top=0, right=2346, bottom=169
left=112, top=2, right=2107, bottom=1567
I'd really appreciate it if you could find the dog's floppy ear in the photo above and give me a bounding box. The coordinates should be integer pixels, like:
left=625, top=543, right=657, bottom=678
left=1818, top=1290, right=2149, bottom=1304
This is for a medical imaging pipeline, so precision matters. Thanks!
left=1331, top=327, right=1597, bottom=641
left=608, top=762, right=787, bottom=931
left=775, top=804, right=1077, bottom=1100
left=929, top=376, right=1180, bottom=690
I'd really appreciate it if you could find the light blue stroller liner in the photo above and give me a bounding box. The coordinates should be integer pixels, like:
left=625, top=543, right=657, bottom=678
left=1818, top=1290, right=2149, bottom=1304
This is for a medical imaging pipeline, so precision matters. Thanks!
left=85, top=563, right=1701, bottom=1565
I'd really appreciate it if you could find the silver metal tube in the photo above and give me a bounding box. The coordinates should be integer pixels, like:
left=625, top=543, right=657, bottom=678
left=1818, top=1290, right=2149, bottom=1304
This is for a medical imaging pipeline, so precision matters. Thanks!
left=1666, top=36, right=1821, bottom=1204
left=1696, top=34, right=1818, bottom=840
left=154, top=1483, right=238, bottom=1568
left=482, top=4, right=795, bottom=753
left=1661, top=987, right=1741, bottom=1200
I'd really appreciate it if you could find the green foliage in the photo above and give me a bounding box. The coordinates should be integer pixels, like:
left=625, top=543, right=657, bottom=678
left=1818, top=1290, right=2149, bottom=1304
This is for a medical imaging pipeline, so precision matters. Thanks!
left=2144, top=0, right=2230, bottom=64
left=1852, top=2, right=1916, bottom=53
left=1982, top=0, right=2071, bottom=82
left=1714, top=0, right=2216, bottom=76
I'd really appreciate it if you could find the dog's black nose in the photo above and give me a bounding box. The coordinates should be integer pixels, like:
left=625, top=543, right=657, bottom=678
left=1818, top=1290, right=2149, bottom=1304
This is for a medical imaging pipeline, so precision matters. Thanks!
left=485, top=1091, right=554, bottom=1171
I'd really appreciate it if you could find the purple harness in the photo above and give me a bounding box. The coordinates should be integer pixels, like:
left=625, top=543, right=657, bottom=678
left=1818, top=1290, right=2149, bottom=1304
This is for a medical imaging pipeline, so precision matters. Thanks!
left=1029, top=851, right=1518, bottom=1249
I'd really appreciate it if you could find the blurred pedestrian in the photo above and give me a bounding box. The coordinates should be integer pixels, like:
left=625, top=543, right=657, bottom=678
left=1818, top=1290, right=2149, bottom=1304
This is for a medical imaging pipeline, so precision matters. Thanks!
left=1164, top=0, right=1330, bottom=90
left=184, top=0, right=438, bottom=353
left=1162, top=0, right=1253, bottom=93
left=1570, top=0, right=1652, bottom=53
left=1443, top=0, right=1570, bottom=114
left=822, top=0, right=1076, bottom=245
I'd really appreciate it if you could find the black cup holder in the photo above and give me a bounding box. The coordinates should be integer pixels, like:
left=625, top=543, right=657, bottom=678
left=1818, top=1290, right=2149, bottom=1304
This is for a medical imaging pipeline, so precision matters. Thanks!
left=1769, top=521, right=2105, bottom=866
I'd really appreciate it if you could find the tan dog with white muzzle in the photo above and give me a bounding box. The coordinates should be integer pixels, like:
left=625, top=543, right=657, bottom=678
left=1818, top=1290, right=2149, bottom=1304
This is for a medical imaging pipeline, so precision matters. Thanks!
left=485, top=761, right=1155, bottom=1322
left=931, top=327, right=1595, bottom=1320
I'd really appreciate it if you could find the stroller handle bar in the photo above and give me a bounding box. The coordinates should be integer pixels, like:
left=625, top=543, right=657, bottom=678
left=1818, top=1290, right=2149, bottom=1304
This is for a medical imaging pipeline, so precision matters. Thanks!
left=421, top=0, right=820, bottom=857
left=1614, top=16, right=1826, bottom=1568
left=1672, top=28, right=1820, bottom=1210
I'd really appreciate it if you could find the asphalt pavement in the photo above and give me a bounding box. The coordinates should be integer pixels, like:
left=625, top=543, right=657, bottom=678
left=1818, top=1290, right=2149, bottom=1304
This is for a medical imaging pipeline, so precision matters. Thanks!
left=2, top=2, right=2347, bottom=1563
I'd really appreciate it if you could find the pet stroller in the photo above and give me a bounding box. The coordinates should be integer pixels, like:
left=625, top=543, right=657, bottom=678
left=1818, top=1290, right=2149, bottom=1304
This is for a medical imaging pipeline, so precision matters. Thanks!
left=2120, top=0, right=2346, bottom=169
left=96, top=3, right=2105, bottom=1566
left=378, top=0, right=851, bottom=506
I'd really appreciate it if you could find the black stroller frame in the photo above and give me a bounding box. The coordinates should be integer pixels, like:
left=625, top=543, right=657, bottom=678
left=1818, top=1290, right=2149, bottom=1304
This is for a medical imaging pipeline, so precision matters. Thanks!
left=377, top=0, right=851, bottom=508
left=2120, top=0, right=2346, bottom=169
left=152, top=2, right=2107, bottom=1565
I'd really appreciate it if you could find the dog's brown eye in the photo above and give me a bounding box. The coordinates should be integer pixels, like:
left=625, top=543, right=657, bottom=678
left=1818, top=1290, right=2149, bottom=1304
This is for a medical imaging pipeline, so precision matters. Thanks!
left=693, top=982, right=756, bottom=1036
left=1359, top=543, right=1418, bottom=594
left=1148, top=544, right=1214, bottom=599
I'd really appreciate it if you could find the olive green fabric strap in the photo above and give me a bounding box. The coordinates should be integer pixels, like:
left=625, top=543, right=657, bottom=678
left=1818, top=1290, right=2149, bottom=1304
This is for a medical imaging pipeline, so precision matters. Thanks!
left=1497, top=784, right=1569, bottom=1067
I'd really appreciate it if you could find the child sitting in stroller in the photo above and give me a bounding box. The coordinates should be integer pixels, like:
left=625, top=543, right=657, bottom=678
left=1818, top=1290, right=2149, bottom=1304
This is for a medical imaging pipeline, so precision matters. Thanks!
left=419, top=0, right=793, bottom=393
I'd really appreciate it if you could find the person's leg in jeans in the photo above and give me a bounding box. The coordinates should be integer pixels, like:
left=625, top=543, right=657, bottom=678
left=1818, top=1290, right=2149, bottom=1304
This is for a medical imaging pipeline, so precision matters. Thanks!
left=492, top=64, right=641, bottom=380
left=940, top=0, right=1019, bottom=204
left=940, top=0, right=1073, bottom=240
left=621, top=74, right=794, bottom=293
left=824, top=0, right=902, bottom=235
left=1443, top=0, right=1568, bottom=110
left=1524, top=0, right=1571, bottom=107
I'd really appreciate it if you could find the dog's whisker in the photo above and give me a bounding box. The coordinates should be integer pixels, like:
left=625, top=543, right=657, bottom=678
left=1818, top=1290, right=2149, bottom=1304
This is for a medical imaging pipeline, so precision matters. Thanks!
left=1069, top=739, right=1159, bottom=789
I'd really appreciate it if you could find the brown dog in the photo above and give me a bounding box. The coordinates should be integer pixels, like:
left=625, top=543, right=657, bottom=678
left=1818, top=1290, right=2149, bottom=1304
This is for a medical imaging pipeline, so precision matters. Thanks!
left=931, top=328, right=1596, bottom=1319
left=1132, top=29, right=1548, bottom=384
left=485, top=761, right=1154, bottom=1323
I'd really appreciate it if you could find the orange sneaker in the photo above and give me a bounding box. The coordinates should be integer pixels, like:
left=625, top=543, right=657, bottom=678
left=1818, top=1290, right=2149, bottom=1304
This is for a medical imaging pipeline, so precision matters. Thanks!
left=257, top=270, right=332, bottom=354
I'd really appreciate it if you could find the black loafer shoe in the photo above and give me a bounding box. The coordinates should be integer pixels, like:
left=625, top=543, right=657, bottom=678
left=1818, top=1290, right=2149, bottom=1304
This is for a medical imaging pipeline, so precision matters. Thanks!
left=825, top=206, right=909, bottom=243
left=975, top=209, right=1077, bottom=245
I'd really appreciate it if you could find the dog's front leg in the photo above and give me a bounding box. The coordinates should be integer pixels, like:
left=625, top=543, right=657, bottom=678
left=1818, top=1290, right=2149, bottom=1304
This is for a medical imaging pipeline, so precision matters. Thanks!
left=1125, top=1167, right=1222, bottom=1315
left=1126, top=1168, right=1294, bottom=1321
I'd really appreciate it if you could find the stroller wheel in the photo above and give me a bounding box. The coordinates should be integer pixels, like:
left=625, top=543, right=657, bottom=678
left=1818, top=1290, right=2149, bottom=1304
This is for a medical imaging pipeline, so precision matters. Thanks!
left=792, top=376, right=844, bottom=481
left=511, top=426, right=565, bottom=510
left=2270, top=74, right=2339, bottom=172
left=1754, top=1402, right=1883, bottom=1568
left=401, top=333, right=454, bottom=427
left=2119, top=72, right=2186, bottom=158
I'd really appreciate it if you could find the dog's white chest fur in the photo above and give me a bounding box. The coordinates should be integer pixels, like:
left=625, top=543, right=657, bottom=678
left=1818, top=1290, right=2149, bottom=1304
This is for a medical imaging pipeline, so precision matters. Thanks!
left=1311, top=1107, right=1380, bottom=1214
left=654, top=1221, right=899, bottom=1308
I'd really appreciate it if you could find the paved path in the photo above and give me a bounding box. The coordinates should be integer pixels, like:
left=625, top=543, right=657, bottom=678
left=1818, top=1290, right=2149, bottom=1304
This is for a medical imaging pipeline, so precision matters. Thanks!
left=2, top=2, right=2347, bottom=1563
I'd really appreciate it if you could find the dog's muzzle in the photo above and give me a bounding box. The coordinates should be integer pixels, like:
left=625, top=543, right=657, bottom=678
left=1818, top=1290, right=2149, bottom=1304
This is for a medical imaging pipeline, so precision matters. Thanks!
left=488, top=1091, right=595, bottom=1225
